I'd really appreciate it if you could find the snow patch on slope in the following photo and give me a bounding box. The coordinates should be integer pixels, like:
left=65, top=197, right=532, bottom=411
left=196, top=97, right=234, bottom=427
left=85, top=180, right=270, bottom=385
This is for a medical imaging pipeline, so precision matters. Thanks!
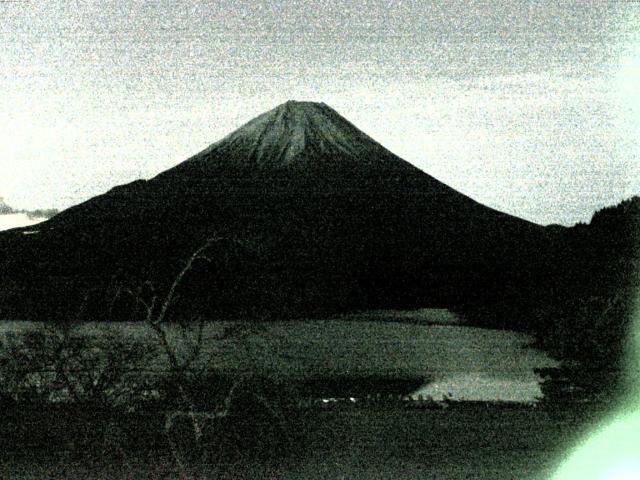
left=197, top=100, right=415, bottom=171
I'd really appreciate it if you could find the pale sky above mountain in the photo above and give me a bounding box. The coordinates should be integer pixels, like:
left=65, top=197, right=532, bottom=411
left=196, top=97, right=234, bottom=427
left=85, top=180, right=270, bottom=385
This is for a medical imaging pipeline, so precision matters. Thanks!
left=1, top=1, right=639, bottom=225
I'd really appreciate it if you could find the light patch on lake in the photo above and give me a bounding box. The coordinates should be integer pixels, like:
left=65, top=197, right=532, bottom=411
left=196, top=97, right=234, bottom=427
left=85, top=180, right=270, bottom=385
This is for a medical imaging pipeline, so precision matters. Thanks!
left=410, top=374, right=545, bottom=402
left=0, top=310, right=558, bottom=402
left=0, top=213, right=46, bottom=232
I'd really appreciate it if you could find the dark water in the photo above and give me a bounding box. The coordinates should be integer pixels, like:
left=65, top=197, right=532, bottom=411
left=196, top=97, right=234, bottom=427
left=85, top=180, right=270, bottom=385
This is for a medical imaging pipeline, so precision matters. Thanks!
left=0, top=309, right=558, bottom=402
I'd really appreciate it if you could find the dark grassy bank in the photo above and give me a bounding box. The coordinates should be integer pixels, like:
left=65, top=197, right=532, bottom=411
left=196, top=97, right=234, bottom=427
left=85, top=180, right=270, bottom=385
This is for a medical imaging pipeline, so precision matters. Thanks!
left=0, top=400, right=598, bottom=480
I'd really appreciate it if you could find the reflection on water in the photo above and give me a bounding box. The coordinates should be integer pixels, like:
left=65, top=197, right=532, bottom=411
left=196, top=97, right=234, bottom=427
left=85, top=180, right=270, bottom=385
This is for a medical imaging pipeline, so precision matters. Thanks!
left=410, top=374, right=545, bottom=403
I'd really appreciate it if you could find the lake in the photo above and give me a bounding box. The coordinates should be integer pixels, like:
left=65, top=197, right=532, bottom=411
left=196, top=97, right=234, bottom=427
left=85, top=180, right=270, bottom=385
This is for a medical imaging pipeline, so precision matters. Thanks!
left=0, top=309, right=558, bottom=403
left=0, top=212, right=47, bottom=232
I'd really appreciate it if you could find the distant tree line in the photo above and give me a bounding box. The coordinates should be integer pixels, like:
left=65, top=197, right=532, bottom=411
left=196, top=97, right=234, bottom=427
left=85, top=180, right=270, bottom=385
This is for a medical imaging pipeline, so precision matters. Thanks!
left=0, top=198, right=58, bottom=219
left=24, top=208, right=59, bottom=219
left=540, top=196, right=639, bottom=402
left=461, top=196, right=640, bottom=402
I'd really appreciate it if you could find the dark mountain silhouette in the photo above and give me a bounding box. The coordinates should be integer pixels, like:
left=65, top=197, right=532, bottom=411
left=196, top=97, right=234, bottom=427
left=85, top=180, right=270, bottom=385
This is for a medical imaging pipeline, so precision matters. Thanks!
left=0, top=101, right=553, bottom=321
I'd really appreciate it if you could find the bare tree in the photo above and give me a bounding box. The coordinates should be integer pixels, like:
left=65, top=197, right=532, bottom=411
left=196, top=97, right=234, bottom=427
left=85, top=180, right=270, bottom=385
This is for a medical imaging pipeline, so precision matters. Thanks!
left=0, top=320, right=154, bottom=471
left=0, top=236, right=302, bottom=477
left=51, top=235, right=302, bottom=477
left=0, top=323, right=151, bottom=407
left=112, top=237, right=281, bottom=476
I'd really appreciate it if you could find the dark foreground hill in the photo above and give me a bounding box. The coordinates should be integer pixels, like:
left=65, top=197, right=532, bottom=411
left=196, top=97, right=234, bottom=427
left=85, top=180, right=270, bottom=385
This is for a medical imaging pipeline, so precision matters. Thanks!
left=0, top=101, right=553, bottom=321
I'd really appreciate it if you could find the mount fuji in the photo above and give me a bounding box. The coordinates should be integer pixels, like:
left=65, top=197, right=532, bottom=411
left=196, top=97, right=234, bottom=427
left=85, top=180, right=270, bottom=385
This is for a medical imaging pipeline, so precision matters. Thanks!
left=0, top=101, right=551, bottom=321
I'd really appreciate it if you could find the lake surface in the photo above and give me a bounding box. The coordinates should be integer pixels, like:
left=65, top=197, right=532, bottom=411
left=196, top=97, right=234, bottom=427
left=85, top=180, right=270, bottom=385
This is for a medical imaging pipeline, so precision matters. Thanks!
left=0, top=212, right=46, bottom=232
left=0, top=309, right=558, bottom=402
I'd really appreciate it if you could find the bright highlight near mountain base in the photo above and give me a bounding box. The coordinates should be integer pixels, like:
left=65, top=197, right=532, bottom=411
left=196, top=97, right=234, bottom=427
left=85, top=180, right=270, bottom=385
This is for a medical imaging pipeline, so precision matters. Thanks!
left=552, top=412, right=640, bottom=479
left=553, top=293, right=640, bottom=479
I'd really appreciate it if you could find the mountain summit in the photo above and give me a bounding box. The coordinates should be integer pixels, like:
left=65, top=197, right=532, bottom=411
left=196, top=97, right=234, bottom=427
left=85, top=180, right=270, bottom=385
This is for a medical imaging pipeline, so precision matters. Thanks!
left=161, top=100, right=419, bottom=181
left=0, top=102, right=550, bottom=321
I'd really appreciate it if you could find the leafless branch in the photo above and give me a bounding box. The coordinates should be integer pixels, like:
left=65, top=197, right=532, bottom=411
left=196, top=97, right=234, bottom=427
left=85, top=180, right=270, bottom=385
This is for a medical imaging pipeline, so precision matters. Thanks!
left=155, top=237, right=222, bottom=326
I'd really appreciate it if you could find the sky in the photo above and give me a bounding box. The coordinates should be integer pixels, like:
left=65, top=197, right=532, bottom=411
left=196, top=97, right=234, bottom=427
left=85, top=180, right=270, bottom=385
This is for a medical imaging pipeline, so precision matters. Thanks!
left=1, top=0, right=639, bottom=226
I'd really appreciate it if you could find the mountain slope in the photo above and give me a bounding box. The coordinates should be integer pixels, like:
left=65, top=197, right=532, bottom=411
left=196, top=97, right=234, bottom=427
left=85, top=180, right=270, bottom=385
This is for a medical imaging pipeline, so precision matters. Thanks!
left=0, top=101, right=551, bottom=321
